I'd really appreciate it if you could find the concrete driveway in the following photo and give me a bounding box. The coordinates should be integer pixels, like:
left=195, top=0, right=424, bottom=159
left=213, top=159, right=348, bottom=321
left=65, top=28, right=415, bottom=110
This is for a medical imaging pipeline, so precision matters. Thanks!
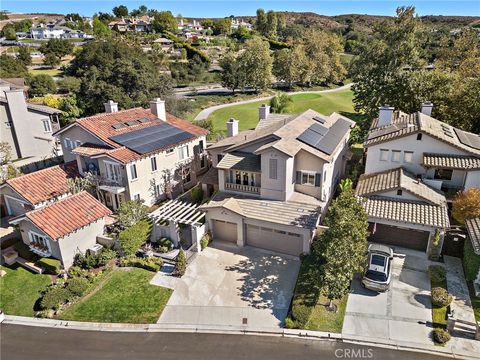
left=151, top=242, right=300, bottom=328
left=342, top=246, right=434, bottom=345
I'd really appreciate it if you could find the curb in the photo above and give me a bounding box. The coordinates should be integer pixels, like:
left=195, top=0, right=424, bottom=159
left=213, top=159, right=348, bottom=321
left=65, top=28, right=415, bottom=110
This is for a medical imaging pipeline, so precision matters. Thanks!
left=3, top=315, right=478, bottom=359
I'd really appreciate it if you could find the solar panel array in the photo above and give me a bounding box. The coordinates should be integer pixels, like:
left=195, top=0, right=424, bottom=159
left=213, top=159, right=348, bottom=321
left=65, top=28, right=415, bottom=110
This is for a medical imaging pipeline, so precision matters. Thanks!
left=110, top=123, right=195, bottom=155
left=454, top=128, right=480, bottom=150
left=297, top=118, right=352, bottom=155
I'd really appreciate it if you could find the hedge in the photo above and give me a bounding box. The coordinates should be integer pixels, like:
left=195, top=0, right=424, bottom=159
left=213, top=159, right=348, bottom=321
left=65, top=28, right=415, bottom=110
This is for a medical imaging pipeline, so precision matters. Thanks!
left=463, top=240, right=480, bottom=282
left=118, top=219, right=153, bottom=256
left=119, top=256, right=164, bottom=272
left=163, top=31, right=210, bottom=63
left=36, top=257, right=62, bottom=274
left=264, top=37, right=290, bottom=50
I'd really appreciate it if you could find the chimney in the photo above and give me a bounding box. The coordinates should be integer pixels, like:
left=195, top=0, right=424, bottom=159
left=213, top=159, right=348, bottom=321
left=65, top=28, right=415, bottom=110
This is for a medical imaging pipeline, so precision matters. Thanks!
left=420, top=101, right=433, bottom=116
left=226, top=118, right=239, bottom=137
left=259, top=104, right=270, bottom=121
left=150, top=98, right=166, bottom=121
left=104, top=100, right=118, bottom=113
left=377, top=105, right=394, bottom=127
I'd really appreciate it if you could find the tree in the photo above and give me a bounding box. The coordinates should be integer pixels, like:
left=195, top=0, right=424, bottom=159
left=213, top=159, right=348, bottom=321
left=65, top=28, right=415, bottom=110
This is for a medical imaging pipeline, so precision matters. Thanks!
left=212, top=18, right=231, bottom=36
left=17, top=46, right=32, bottom=66
left=57, top=76, right=81, bottom=94
left=39, top=38, right=74, bottom=68
left=269, top=93, right=293, bottom=113
left=314, top=181, right=369, bottom=309
left=239, top=37, right=273, bottom=92
left=452, top=188, right=480, bottom=225
left=27, top=75, right=57, bottom=97
left=92, top=18, right=111, bottom=36
left=276, top=12, right=286, bottom=38
left=266, top=11, right=277, bottom=39
left=130, top=5, right=148, bottom=17
left=0, top=142, right=12, bottom=165
left=273, top=45, right=309, bottom=88
left=152, top=11, right=177, bottom=33
left=112, top=5, right=129, bottom=18
left=0, top=54, right=28, bottom=78
left=67, top=40, right=174, bottom=115
left=43, top=53, right=61, bottom=68
left=58, top=95, right=81, bottom=125
left=65, top=13, right=83, bottom=22
left=2, top=26, right=16, bottom=40
left=67, top=176, right=93, bottom=194
left=117, top=199, right=148, bottom=228
left=95, top=12, right=115, bottom=24
left=255, top=9, right=267, bottom=36
left=219, top=51, right=246, bottom=93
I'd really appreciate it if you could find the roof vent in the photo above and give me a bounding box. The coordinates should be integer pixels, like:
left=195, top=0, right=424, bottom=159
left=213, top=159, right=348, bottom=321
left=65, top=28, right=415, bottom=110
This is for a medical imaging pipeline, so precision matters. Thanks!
left=313, top=116, right=326, bottom=124
left=125, top=120, right=140, bottom=126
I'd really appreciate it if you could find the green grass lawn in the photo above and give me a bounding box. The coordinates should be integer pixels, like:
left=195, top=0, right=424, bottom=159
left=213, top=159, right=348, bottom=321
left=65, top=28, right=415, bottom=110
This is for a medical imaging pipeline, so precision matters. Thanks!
left=430, top=273, right=448, bottom=328
left=28, top=67, right=63, bottom=77
left=207, top=89, right=355, bottom=133
left=59, top=268, right=172, bottom=323
left=0, top=264, right=51, bottom=316
left=305, top=294, right=348, bottom=333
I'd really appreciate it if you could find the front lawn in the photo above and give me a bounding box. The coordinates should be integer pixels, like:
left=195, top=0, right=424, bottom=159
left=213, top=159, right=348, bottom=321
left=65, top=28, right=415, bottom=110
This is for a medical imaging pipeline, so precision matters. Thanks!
left=0, top=264, right=51, bottom=316
left=207, top=89, right=355, bottom=133
left=429, top=266, right=448, bottom=328
left=59, top=268, right=172, bottom=323
left=305, top=294, right=348, bottom=333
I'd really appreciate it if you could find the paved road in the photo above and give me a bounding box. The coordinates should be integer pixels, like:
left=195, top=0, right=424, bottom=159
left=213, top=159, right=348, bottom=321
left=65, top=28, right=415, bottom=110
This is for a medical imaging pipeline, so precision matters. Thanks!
left=193, top=83, right=353, bottom=121
left=1, top=324, right=442, bottom=360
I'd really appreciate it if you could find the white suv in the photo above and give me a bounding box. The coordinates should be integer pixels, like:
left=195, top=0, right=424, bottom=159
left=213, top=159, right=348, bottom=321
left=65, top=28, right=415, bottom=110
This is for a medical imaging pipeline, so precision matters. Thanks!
left=362, top=244, right=394, bottom=292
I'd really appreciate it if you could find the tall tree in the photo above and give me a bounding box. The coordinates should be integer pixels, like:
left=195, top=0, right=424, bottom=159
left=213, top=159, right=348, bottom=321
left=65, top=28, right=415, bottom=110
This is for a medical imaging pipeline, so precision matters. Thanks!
left=452, top=188, right=480, bottom=225
left=266, top=10, right=278, bottom=39
left=269, top=93, right=293, bottom=113
left=255, top=9, right=267, bottom=35
left=92, top=17, right=112, bottom=36
left=239, top=37, right=273, bottom=92
left=17, top=46, right=32, bottom=66
left=273, top=45, right=309, bottom=87
left=152, top=11, right=177, bottom=33
left=112, top=5, right=129, bottom=18
left=28, top=75, right=57, bottom=97
left=219, top=51, right=246, bottom=93
left=0, top=54, right=28, bottom=78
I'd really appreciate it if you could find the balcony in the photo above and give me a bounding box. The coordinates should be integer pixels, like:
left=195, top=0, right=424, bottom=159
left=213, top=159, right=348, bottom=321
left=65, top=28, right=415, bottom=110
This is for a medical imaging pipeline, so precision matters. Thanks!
left=29, top=243, right=51, bottom=257
left=225, top=182, right=260, bottom=194
left=98, top=178, right=126, bottom=194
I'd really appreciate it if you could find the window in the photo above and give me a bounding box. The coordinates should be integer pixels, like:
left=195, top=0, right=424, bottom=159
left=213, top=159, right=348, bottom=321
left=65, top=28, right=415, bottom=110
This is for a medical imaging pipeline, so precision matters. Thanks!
left=105, top=162, right=121, bottom=182
left=154, top=183, right=161, bottom=198
left=130, top=164, right=138, bottom=180
left=302, top=172, right=315, bottom=185
left=64, top=138, right=72, bottom=150
left=75, top=140, right=81, bottom=149
left=29, top=232, right=49, bottom=251
left=151, top=156, right=157, bottom=172
left=417, top=133, right=422, bottom=141
left=380, top=149, right=389, bottom=161
left=199, top=140, right=204, bottom=151
left=217, top=154, right=224, bottom=163
left=165, top=148, right=174, bottom=155
left=133, top=193, right=141, bottom=201
left=404, top=151, right=413, bottom=163
left=397, top=189, right=403, bottom=196
left=434, top=169, right=453, bottom=181
left=179, top=145, right=189, bottom=160
left=296, top=171, right=321, bottom=187
left=182, top=168, right=192, bottom=184
left=235, top=170, right=241, bottom=184
left=42, top=119, right=52, bottom=132
left=391, top=150, right=401, bottom=162
left=269, top=159, right=277, bottom=180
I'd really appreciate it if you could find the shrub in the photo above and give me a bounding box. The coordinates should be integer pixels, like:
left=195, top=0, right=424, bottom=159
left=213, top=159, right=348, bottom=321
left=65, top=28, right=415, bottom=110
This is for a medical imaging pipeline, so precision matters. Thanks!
left=118, top=219, right=152, bottom=256
left=97, top=248, right=117, bottom=266
left=67, top=266, right=94, bottom=281
left=157, top=237, right=173, bottom=253
left=433, top=328, right=451, bottom=344
left=41, top=286, right=71, bottom=310
left=14, top=241, right=39, bottom=261
left=463, top=240, right=480, bottom=282
left=36, top=257, right=62, bottom=275
left=119, top=256, right=163, bottom=272
left=173, top=249, right=186, bottom=277
left=191, top=187, right=204, bottom=204
left=74, top=248, right=117, bottom=269
left=431, top=287, right=453, bottom=307
left=429, top=265, right=446, bottom=284
left=66, top=277, right=89, bottom=297
left=284, top=317, right=295, bottom=329
left=200, top=233, right=211, bottom=251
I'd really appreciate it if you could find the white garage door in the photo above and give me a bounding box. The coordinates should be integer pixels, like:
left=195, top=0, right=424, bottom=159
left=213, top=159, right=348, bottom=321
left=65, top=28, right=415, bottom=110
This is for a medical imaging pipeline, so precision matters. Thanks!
left=245, top=224, right=304, bottom=256
left=212, top=220, right=237, bottom=243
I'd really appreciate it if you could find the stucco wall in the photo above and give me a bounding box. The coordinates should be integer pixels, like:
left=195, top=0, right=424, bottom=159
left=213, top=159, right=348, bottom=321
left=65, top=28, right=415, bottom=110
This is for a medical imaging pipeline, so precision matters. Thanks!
left=464, top=170, right=480, bottom=189
left=260, top=149, right=290, bottom=201
left=294, top=149, right=324, bottom=199
left=58, top=125, right=104, bottom=163
left=18, top=220, right=62, bottom=261
left=0, top=185, right=33, bottom=216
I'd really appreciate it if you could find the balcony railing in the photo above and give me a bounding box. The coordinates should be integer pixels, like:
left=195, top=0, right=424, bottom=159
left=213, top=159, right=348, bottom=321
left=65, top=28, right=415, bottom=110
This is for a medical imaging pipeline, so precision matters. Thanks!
left=99, top=178, right=126, bottom=188
left=225, top=182, right=260, bottom=194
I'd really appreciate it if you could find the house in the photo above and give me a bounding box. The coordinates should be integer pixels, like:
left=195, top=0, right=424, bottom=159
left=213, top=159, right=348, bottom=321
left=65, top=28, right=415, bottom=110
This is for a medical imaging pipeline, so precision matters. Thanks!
left=0, top=79, right=61, bottom=161
left=231, top=18, right=253, bottom=31
left=178, top=19, right=203, bottom=32
left=30, top=22, right=90, bottom=39
left=108, top=16, right=152, bottom=32
left=364, top=103, right=480, bottom=197
left=199, top=105, right=355, bottom=256
left=355, top=167, right=450, bottom=252
left=9, top=191, right=111, bottom=269
left=53, top=99, right=208, bottom=211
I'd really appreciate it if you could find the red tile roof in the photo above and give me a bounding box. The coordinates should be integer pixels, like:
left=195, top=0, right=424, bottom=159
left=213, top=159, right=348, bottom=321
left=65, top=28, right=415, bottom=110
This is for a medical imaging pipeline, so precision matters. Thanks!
left=6, top=162, right=79, bottom=205
left=71, top=143, right=112, bottom=157
left=26, top=191, right=112, bottom=240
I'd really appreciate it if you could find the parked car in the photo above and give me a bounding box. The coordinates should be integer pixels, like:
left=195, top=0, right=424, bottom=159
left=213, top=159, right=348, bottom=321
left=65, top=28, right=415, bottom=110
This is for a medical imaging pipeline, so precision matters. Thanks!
left=362, top=244, right=394, bottom=292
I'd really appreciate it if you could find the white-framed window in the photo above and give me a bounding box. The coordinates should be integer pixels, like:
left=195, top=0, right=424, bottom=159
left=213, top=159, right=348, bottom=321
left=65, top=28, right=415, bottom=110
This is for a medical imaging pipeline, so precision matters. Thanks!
left=64, top=138, right=72, bottom=149
left=404, top=151, right=413, bottom=163
left=151, top=156, right=157, bottom=172
left=42, top=118, right=52, bottom=133
left=302, top=172, right=315, bottom=186
left=105, top=161, right=122, bottom=182
left=133, top=193, right=141, bottom=201
left=179, top=145, right=189, bottom=160
left=380, top=149, right=389, bottom=161
left=165, top=148, right=174, bottom=155
left=154, top=183, right=161, bottom=198
left=129, top=163, right=138, bottom=180
left=269, top=158, right=277, bottom=180
left=391, top=150, right=401, bottom=162
left=296, top=171, right=321, bottom=187
left=75, top=140, right=82, bottom=148
left=28, top=231, right=49, bottom=250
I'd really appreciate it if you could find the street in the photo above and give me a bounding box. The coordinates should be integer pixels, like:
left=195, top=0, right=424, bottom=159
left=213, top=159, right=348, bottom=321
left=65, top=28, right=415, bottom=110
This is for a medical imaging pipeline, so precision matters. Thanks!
left=0, top=324, right=444, bottom=360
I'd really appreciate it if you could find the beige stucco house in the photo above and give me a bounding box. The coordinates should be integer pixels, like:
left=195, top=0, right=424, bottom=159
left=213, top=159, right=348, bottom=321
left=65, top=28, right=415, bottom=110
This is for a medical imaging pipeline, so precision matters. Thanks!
left=200, top=106, right=355, bottom=256
left=53, top=99, right=208, bottom=211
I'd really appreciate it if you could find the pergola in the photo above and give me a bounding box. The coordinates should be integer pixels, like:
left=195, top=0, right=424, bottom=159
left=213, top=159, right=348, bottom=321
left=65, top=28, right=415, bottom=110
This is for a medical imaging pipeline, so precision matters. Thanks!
left=149, top=200, right=205, bottom=227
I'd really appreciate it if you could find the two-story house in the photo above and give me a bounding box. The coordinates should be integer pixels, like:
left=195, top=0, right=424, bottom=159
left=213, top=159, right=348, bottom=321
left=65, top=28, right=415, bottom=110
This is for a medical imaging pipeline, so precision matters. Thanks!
left=199, top=106, right=355, bottom=256
left=53, top=99, right=208, bottom=211
left=0, top=79, right=61, bottom=161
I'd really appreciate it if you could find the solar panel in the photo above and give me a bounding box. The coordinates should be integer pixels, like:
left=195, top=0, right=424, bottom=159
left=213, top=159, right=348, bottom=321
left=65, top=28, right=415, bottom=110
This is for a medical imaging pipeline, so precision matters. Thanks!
left=310, top=122, right=329, bottom=136
left=454, top=128, right=480, bottom=150
left=110, top=123, right=195, bottom=155
left=297, top=118, right=352, bottom=155
left=112, top=123, right=126, bottom=129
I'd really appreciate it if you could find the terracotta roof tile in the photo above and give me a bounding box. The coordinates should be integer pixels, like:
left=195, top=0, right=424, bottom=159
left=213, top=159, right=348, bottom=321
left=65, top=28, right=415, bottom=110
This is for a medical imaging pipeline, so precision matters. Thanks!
left=71, top=143, right=112, bottom=157
left=26, top=191, right=112, bottom=240
left=6, top=162, right=79, bottom=205
left=423, top=153, right=480, bottom=170
left=466, top=218, right=480, bottom=255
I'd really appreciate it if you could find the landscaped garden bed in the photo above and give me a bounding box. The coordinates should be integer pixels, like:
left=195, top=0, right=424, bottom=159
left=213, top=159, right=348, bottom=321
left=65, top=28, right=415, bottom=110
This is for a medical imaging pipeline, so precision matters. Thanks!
left=428, top=264, right=453, bottom=345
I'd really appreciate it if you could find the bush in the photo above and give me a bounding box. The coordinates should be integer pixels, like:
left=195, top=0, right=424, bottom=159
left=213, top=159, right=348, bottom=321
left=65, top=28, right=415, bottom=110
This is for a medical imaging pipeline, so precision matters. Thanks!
left=41, top=286, right=71, bottom=310
left=74, top=248, right=117, bottom=269
left=119, top=256, right=163, bottom=272
left=157, top=237, right=173, bottom=253
left=27, top=74, right=57, bottom=97
left=433, top=328, right=451, bottom=344
left=36, top=257, right=62, bottom=275
left=431, top=287, right=453, bottom=307
left=429, top=265, right=446, bottom=284
left=200, top=233, right=211, bottom=251
left=97, top=248, right=117, bottom=266
left=173, top=249, right=186, bottom=277
left=191, top=187, right=204, bottom=204
left=14, top=241, right=39, bottom=262
left=66, top=277, right=89, bottom=297
left=463, top=240, right=480, bottom=282
left=118, top=219, right=153, bottom=256
left=284, top=317, right=295, bottom=329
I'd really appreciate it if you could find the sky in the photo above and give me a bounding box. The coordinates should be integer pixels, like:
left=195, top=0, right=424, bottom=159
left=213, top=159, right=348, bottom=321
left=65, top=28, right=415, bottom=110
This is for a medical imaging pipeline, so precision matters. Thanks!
left=2, top=0, right=479, bottom=18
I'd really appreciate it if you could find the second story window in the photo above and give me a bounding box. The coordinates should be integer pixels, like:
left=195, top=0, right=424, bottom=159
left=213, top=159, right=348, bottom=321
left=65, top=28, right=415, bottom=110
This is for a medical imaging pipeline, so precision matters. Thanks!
left=391, top=150, right=401, bottom=162
left=380, top=149, right=389, bottom=161
left=296, top=171, right=321, bottom=187
left=269, top=159, right=277, bottom=180
left=130, top=163, right=138, bottom=180
left=151, top=156, right=157, bottom=172
left=105, top=162, right=122, bottom=182
left=404, top=151, right=413, bottom=163
left=179, top=145, right=189, bottom=160
left=42, top=119, right=52, bottom=133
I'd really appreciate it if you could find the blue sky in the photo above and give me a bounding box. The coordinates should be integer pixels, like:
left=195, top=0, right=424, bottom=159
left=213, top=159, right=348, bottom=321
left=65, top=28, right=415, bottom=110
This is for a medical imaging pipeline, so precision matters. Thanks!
left=2, top=1, right=479, bottom=17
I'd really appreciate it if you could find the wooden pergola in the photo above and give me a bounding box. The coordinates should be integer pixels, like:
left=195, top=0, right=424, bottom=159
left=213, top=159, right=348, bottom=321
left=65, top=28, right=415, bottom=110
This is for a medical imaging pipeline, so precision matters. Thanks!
left=148, top=200, right=205, bottom=227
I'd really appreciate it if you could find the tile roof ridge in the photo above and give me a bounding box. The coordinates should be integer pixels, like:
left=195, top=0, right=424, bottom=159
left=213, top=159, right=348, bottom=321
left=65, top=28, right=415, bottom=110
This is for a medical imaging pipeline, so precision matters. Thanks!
left=77, top=107, right=147, bottom=122
left=26, top=191, right=87, bottom=214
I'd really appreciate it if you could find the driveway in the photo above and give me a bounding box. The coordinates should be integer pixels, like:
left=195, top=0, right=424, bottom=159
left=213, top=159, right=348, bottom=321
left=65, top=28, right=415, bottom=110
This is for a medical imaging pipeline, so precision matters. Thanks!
left=151, top=242, right=300, bottom=328
left=342, top=246, right=434, bottom=345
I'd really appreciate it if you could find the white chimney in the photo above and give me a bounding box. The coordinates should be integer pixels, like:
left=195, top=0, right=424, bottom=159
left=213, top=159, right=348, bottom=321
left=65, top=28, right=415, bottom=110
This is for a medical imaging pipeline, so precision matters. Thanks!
left=377, top=105, right=394, bottom=127
left=259, top=104, right=270, bottom=121
left=420, top=101, right=433, bottom=116
left=150, top=98, right=166, bottom=121
left=226, top=118, right=239, bottom=137
left=104, top=100, right=118, bottom=113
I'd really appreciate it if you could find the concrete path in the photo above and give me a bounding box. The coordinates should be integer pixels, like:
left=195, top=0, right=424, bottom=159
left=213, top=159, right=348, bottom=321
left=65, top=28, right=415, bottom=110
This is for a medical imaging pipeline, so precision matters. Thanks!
left=193, top=83, right=353, bottom=121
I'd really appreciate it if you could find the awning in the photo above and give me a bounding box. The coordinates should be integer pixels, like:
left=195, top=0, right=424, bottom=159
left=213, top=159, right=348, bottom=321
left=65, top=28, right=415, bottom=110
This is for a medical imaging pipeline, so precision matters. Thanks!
left=148, top=200, right=205, bottom=226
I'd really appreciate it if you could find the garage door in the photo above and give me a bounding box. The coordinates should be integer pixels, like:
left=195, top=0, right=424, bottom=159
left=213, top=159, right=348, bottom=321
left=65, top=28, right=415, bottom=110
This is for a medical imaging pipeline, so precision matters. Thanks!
left=245, top=224, right=304, bottom=256
left=212, top=220, right=237, bottom=243
left=368, top=223, right=429, bottom=251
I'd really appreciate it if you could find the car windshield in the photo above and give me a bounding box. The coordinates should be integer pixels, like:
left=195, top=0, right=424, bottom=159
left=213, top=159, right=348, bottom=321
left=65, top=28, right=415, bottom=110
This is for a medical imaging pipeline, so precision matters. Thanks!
left=365, top=270, right=387, bottom=282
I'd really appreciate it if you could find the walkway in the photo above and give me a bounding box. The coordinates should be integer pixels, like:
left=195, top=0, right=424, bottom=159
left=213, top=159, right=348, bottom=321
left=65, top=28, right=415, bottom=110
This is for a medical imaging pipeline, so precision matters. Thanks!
left=193, top=83, right=353, bottom=121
